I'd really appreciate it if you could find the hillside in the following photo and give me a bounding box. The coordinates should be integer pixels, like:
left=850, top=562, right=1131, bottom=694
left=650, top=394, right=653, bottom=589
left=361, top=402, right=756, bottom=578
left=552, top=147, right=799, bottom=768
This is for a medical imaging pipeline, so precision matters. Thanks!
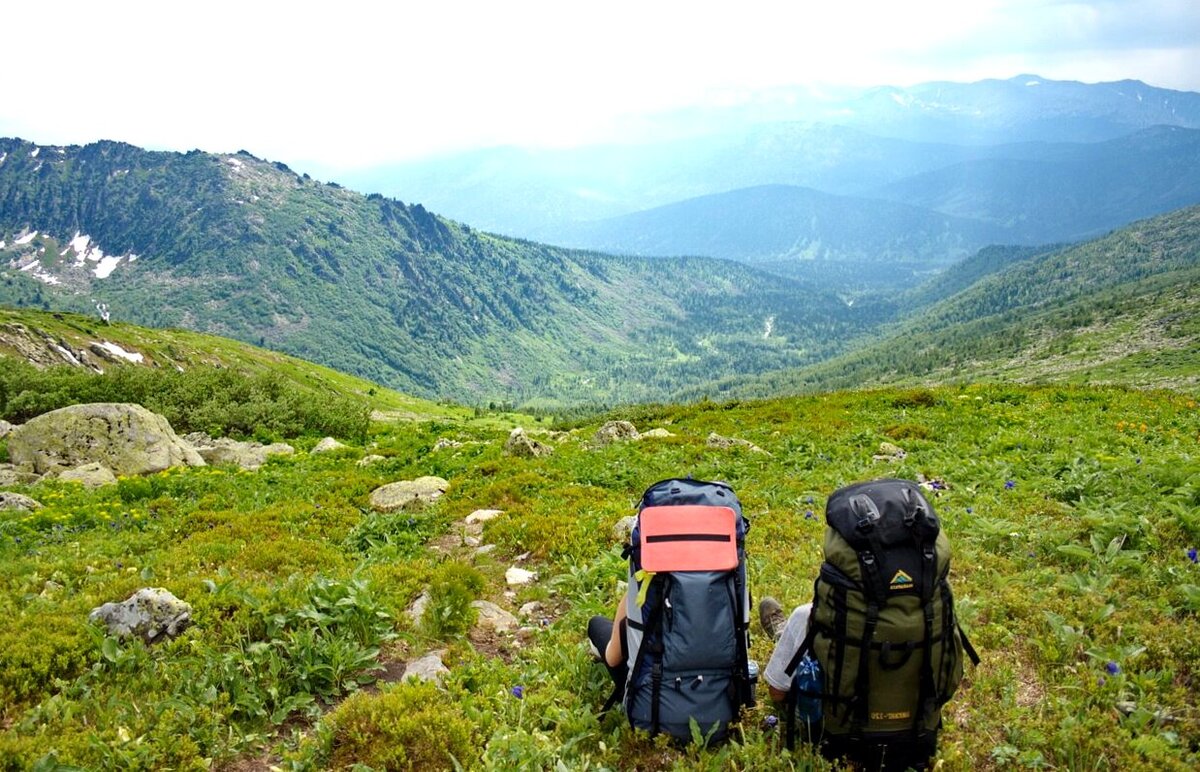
left=1, top=383, right=1196, bottom=769
left=0, top=138, right=871, bottom=408
left=536, top=184, right=1007, bottom=285
left=0, top=307, right=478, bottom=419
left=868, top=126, right=1200, bottom=243
left=688, top=206, right=1200, bottom=399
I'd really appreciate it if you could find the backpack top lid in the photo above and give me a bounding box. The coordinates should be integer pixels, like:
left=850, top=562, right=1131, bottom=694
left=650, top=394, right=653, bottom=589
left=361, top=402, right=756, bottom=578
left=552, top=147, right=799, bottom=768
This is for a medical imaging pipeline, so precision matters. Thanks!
left=825, top=478, right=939, bottom=550
left=639, top=505, right=739, bottom=572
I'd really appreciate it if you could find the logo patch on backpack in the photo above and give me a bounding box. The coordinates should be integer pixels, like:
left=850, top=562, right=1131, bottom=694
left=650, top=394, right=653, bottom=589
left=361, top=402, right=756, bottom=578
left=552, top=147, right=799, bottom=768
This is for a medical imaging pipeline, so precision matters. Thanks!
left=889, top=570, right=913, bottom=590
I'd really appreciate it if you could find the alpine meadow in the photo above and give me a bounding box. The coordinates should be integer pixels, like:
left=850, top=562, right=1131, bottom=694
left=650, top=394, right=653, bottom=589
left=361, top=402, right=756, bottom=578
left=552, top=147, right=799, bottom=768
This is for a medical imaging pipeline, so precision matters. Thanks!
left=1, top=61, right=1199, bottom=772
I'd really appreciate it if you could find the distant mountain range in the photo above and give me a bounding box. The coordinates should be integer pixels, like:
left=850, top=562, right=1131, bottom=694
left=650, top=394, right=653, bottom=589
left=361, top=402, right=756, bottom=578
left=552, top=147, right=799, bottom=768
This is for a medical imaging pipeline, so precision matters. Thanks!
left=335, top=76, right=1200, bottom=284
left=0, top=138, right=873, bottom=407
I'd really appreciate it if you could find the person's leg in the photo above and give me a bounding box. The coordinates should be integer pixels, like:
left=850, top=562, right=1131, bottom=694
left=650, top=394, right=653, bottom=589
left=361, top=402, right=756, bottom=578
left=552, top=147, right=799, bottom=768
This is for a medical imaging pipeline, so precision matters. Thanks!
left=762, top=602, right=813, bottom=701
left=588, top=615, right=629, bottom=689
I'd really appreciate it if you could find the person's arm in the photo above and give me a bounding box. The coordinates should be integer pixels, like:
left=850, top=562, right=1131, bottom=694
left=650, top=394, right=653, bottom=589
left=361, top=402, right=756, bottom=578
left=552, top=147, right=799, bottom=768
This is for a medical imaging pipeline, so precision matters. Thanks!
left=605, top=596, right=627, bottom=667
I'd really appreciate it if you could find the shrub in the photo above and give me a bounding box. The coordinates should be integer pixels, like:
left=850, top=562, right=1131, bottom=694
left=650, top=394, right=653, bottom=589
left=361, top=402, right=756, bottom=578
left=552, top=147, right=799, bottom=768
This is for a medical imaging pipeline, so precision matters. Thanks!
left=326, top=681, right=477, bottom=770
left=422, top=562, right=485, bottom=639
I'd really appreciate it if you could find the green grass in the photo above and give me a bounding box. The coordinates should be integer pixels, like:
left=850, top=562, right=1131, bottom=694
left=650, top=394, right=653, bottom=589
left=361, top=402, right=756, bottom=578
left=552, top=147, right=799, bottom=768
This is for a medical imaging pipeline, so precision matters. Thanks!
left=1, top=383, right=1198, bottom=769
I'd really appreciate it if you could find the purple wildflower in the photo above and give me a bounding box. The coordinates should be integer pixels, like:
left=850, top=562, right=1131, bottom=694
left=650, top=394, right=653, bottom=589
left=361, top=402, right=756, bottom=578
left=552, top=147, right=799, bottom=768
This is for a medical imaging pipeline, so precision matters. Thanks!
left=804, top=510, right=815, bottom=520
left=1106, top=661, right=1120, bottom=676
left=1004, top=480, right=1016, bottom=490
left=805, top=496, right=814, bottom=504
left=765, top=714, right=779, bottom=728
left=1187, top=547, right=1198, bottom=564
left=965, top=507, right=974, bottom=514
left=511, top=685, right=524, bottom=699
left=1098, top=677, right=1106, bottom=686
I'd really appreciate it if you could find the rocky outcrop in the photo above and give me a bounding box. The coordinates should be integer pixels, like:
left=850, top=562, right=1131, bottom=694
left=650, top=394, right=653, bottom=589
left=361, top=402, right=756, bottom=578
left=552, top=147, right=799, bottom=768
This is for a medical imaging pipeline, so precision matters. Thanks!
left=0, top=420, right=14, bottom=440
left=503, top=428, right=552, bottom=458
left=8, top=403, right=205, bottom=476
left=0, top=465, right=40, bottom=487
left=368, top=476, right=449, bottom=512
left=594, top=420, right=640, bottom=445
left=89, top=588, right=192, bottom=643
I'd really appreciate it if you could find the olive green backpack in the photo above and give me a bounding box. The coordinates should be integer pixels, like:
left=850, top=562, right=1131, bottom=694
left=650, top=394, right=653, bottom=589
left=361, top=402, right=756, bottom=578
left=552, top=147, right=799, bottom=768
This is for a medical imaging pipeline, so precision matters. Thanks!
left=785, top=478, right=978, bottom=751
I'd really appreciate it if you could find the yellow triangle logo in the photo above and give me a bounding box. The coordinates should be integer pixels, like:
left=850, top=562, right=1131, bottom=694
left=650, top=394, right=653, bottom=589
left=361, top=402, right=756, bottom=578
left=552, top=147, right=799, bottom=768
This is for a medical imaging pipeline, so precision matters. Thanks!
left=889, top=570, right=913, bottom=589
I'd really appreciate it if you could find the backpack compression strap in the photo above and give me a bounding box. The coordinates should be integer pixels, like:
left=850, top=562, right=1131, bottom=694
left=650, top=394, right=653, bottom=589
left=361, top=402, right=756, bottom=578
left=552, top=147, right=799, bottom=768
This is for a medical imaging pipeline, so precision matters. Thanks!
left=782, top=626, right=817, bottom=751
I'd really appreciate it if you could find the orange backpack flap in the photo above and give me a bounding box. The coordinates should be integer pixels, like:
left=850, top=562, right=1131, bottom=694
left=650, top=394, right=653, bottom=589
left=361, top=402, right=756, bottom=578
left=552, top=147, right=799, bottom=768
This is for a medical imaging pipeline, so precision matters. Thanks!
left=639, top=505, right=738, bottom=572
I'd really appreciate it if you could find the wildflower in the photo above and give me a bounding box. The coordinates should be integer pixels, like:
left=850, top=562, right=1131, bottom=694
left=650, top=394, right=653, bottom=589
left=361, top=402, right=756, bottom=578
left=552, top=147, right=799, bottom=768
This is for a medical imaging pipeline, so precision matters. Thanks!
left=765, top=714, right=779, bottom=728
left=511, top=685, right=524, bottom=699
left=1004, top=480, right=1016, bottom=490
left=805, top=496, right=814, bottom=504
left=804, top=510, right=815, bottom=520
left=1135, top=457, right=1142, bottom=465
left=1105, top=661, right=1120, bottom=676
left=1098, top=676, right=1106, bottom=686
left=1188, top=547, right=1198, bottom=564
left=966, top=507, right=974, bottom=514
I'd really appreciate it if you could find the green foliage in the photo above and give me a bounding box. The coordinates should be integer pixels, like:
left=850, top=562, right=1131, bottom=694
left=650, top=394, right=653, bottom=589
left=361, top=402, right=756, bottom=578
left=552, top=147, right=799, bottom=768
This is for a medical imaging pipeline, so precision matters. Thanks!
left=321, top=681, right=478, bottom=770
left=0, top=358, right=369, bottom=440
left=423, top=562, right=485, bottom=639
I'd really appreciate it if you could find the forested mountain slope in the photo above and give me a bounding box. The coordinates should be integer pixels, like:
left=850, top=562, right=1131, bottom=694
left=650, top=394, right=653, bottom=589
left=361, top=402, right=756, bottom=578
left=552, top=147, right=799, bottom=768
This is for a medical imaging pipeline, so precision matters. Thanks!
left=0, top=138, right=870, bottom=407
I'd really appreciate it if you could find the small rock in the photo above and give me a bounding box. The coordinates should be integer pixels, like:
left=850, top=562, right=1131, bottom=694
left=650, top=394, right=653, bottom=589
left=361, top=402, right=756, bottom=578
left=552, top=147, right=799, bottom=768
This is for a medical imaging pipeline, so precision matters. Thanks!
left=432, top=438, right=463, bottom=451
left=0, top=466, right=41, bottom=486
left=368, top=476, right=449, bottom=512
left=357, top=454, right=386, bottom=467
left=466, top=509, right=504, bottom=524
left=0, top=420, right=13, bottom=439
left=89, top=588, right=192, bottom=643
left=613, top=515, right=637, bottom=541
left=464, top=535, right=482, bottom=548
left=594, top=420, right=640, bottom=446
left=503, top=590, right=517, bottom=599
left=873, top=442, right=907, bottom=462
left=41, top=580, right=64, bottom=597
left=56, top=462, right=118, bottom=488
left=311, top=437, right=348, bottom=454
left=406, top=592, right=430, bottom=625
left=515, top=551, right=531, bottom=561
left=473, top=544, right=497, bottom=557
left=641, top=428, right=675, bottom=439
left=503, top=428, right=552, bottom=458
left=519, top=601, right=542, bottom=617
left=706, top=432, right=769, bottom=455
left=405, top=651, right=449, bottom=685
left=506, top=567, right=537, bottom=586
left=0, top=491, right=43, bottom=511
left=472, top=600, right=520, bottom=633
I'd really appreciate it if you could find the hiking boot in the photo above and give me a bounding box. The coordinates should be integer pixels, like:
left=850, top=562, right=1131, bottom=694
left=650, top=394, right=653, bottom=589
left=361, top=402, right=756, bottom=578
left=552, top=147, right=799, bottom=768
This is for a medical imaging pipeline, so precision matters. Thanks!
left=759, top=596, right=786, bottom=642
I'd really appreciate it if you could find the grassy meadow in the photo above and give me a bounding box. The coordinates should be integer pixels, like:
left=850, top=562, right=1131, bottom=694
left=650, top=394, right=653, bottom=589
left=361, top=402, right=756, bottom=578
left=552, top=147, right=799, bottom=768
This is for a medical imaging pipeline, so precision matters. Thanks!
left=1, top=383, right=1198, bottom=769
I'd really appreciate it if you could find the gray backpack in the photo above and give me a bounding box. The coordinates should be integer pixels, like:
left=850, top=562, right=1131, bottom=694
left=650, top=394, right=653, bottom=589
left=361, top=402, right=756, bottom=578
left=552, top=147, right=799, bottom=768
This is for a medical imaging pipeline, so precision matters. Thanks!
left=619, top=478, right=754, bottom=743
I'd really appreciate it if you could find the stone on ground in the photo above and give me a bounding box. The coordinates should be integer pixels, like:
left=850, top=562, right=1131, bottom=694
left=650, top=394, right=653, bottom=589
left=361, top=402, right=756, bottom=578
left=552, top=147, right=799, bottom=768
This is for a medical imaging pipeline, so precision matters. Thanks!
left=311, top=437, right=348, bottom=454
left=503, top=428, right=552, bottom=458
left=369, top=476, right=449, bottom=512
left=505, top=566, right=537, bottom=586
left=55, top=462, right=118, bottom=488
left=593, top=420, right=640, bottom=445
left=89, top=588, right=192, bottom=643
left=405, top=651, right=449, bottom=685
left=0, top=491, right=43, bottom=511
left=472, top=600, right=520, bottom=633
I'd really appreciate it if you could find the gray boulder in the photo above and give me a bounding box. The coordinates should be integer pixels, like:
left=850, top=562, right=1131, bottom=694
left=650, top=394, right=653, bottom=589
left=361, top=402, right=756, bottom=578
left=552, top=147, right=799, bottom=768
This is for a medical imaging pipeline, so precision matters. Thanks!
left=706, top=431, right=770, bottom=455
left=503, top=428, right=552, bottom=458
left=55, top=462, right=118, bottom=488
left=311, top=437, right=347, bottom=454
left=189, top=436, right=294, bottom=470
left=432, top=438, right=463, bottom=451
left=89, top=588, right=192, bottom=643
left=0, top=420, right=13, bottom=440
left=642, top=428, right=675, bottom=439
left=405, top=651, right=449, bottom=685
left=8, top=403, right=205, bottom=476
left=0, top=491, right=43, bottom=511
left=0, top=465, right=41, bottom=487
left=369, top=476, right=449, bottom=512
left=594, top=420, right=640, bottom=445
left=357, top=454, right=386, bottom=467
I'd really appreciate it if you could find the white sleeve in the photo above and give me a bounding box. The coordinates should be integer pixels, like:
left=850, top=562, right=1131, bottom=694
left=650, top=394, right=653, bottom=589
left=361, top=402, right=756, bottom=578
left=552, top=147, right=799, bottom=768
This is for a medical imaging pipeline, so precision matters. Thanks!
left=763, top=603, right=813, bottom=693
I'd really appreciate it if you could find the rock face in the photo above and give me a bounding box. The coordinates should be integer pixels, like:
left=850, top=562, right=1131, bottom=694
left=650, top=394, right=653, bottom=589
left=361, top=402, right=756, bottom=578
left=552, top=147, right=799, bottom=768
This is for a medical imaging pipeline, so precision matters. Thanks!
left=89, top=588, right=192, bottom=643
left=8, top=403, right=205, bottom=476
left=503, top=428, right=552, bottom=458
left=184, top=433, right=295, bottom=470
left=0, top=491, right=43, bottom=511
left=55, top=462, right=118, bottom=488
left=0, top=420, right=13, bottom=440
left=369, top=476, right=449, bottom=512
left=594, top=420, right=640, bottom=445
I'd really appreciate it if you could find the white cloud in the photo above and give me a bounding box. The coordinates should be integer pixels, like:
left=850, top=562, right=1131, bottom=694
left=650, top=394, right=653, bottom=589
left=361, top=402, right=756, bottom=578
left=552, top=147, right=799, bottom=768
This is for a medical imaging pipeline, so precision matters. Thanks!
left=2, top=1, right=1197, bottom=169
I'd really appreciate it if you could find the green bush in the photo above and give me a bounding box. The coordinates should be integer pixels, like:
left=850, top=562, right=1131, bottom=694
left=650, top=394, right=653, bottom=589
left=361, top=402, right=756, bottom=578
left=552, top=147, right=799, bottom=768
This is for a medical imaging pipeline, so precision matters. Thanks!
left=324, top=681, right=477, bottom=770
left=422, top=562, right=485, bottom=639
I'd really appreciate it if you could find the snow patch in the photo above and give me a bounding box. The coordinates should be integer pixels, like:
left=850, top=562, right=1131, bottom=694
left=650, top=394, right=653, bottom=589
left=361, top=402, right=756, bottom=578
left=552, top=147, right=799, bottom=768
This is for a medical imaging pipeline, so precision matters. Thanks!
left=69, top=232, right=92, bottom=255
left=763, top=315, right=775, bottom=339
left=1025, top=80, right=1040, bottom=86
left=15, top=230, right=38, bottom=245
left=0, top=152, right=6, bottom=164
left=51, top=344, right=81, bottom=366
left=92, top=341, right=144, bottom=363
left=30, top=147, right=39, bottom=158
left=94, top=255, right=123, bottom=278
left=0, top=241, right=6, bottom=250
left=66, top=232, right=136, bottom=277
left=890, top=92, right=912, bottom=107
left=1137, top=93, right=1143, bottom=102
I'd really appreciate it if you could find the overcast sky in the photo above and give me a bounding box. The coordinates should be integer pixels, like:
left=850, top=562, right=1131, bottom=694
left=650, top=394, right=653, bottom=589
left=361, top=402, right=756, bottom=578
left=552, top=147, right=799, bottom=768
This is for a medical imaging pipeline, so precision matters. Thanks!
left=4, top=0, right=1198, bottom=170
